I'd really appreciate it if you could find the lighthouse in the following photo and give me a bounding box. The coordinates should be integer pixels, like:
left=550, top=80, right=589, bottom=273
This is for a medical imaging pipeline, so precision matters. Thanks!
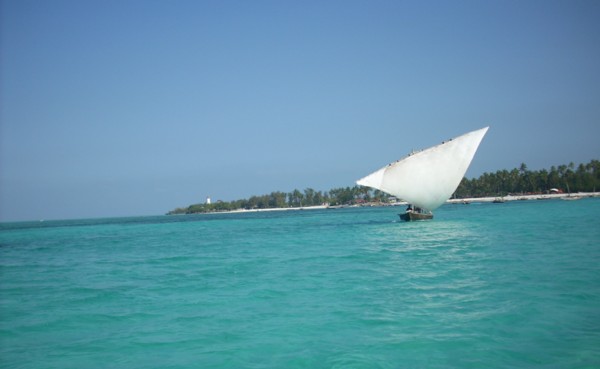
left=206, top=197, right=211, bottom=205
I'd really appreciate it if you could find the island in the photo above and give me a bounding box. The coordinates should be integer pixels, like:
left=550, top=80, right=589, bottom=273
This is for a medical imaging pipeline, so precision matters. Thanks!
left=168, top=160, right=599, bottom=215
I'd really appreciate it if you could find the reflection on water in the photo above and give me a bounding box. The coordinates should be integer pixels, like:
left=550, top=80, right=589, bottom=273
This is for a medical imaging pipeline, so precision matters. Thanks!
left=356, top=214, right=494, bottom=332
left=363, top=216, right=481, bottom=254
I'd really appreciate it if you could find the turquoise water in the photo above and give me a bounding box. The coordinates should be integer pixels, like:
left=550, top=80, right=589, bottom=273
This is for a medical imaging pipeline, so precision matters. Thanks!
left=1, top=199, right=599, bottom=368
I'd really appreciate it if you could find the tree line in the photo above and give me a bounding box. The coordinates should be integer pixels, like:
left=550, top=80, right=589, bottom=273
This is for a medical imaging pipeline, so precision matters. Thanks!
left=454, top=160, right=599, bottom=198
left=168, top=159, right=599, bottom=214
left=167, top=187, right=395, bottom=214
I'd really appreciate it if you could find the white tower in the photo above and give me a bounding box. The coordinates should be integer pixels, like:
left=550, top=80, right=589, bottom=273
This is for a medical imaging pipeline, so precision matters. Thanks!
left=206, top=196, right=211, bottom=205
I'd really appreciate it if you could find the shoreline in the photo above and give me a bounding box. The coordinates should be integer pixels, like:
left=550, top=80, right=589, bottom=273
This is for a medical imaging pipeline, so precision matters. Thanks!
left=446, top=191, right=600, bottom=204
left=182, top=192, right=600, bottom=215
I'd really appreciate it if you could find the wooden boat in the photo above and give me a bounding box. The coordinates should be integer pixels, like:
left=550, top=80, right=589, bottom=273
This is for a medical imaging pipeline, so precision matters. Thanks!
left=399, top=208, right=433, bottom=221
left=562, top=184, right=581, bottom=200
left=357, top=127, right=489, bottom=221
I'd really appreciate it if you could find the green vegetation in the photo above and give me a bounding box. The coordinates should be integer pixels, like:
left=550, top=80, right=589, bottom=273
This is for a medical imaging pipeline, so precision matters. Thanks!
left=167, top=188, right=394, bottom=214
left=168, top=160, right=599, bottom=214
left=454, top=160, right=600, bottom=198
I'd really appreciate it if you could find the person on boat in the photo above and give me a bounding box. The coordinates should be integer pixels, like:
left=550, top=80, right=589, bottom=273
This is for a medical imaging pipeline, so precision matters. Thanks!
left=406, top=205, right=413, bottom=212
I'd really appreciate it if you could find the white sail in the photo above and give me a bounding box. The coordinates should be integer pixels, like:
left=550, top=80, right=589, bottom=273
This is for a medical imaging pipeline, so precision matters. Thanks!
left=357, top=127, right=489, bottom=211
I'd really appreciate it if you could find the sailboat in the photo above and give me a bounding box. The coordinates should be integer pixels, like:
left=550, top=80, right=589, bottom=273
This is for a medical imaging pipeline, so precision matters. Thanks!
left=356, top=127, right=489, bottom=221
left=562, top=183, right=581, bottom=201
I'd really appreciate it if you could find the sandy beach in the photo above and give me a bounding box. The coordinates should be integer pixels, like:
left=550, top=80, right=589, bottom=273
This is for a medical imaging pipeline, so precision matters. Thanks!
left=446, top=192, right=600, bottom=204
left=197, top=192, right=600, bottom=215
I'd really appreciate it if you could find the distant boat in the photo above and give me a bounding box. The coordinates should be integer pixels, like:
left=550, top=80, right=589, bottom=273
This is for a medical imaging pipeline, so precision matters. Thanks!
left=562, top=183, right=581, bottom=200
left=357, top=127, right=489, bottom=221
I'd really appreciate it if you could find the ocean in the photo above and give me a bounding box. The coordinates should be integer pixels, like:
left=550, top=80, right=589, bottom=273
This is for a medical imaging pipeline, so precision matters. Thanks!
left=1, top=198, right=599, bottom=368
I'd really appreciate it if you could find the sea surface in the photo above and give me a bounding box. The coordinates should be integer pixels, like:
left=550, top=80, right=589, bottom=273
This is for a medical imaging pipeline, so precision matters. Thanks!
left=1, top=198, right=599, bottom=368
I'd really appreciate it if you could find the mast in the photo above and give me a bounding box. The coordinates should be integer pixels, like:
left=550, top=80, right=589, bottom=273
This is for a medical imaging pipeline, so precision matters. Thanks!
left=357, top=127, right=489, bottom=211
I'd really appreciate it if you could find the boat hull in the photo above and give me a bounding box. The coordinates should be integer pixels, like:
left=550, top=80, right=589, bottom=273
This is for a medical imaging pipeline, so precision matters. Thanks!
left=399, top=211, right=433, bottom=221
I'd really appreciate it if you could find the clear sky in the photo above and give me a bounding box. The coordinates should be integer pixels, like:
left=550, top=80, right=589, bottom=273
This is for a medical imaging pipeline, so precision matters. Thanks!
left=1, top=0, right=599, bottom=222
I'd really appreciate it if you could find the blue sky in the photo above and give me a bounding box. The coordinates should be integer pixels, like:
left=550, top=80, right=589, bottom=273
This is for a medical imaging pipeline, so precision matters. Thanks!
left=1, top=0, right=599, bottom=221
